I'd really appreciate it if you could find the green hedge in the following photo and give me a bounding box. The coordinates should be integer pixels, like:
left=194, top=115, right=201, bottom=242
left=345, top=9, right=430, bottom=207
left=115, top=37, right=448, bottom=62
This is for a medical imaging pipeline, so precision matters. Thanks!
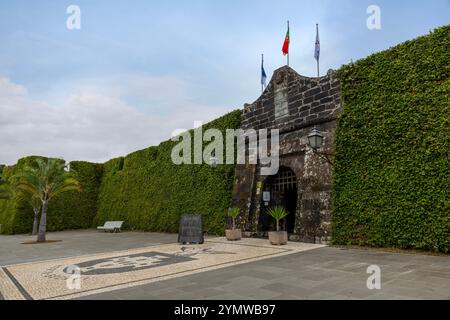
left=94, top=110, right=242, bottom=235
left=0, top=157, right=103, bottom=234
left=0, top=165, right=16, bottom=234
left=46, top=161, right=103, bottom=231
left=332, top=26, right=450, bottom=252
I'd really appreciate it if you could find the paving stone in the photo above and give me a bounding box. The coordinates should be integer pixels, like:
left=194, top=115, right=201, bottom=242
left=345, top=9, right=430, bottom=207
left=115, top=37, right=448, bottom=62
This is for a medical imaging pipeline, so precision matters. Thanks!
left=261, top=283, right=320, bottom=298
left=1, top=230, right=449, bottom=300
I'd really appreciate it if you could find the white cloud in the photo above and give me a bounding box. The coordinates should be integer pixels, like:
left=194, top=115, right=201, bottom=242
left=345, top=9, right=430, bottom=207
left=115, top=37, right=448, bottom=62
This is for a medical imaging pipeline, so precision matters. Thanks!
left=0, top=75, right=231, bottom=165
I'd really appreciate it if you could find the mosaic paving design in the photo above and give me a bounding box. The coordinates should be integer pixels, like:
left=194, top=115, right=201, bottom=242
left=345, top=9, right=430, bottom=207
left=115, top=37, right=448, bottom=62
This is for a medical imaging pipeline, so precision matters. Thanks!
left=0, top=237, right=324, bottom=300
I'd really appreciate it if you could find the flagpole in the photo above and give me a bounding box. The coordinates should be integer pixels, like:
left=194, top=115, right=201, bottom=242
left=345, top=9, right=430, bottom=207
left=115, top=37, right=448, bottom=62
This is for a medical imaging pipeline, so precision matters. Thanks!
left=261, top=53, right=264, bottom=93
left=317, top=59, right=320, bottom=78
left=287, top=20, right=290, bottom=67
left=316, top=23, right=319, bottom=78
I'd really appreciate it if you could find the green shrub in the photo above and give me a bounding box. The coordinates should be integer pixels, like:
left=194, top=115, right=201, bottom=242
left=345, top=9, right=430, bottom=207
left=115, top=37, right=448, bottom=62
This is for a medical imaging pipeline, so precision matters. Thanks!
left=332, top=25, right=450, bottom=252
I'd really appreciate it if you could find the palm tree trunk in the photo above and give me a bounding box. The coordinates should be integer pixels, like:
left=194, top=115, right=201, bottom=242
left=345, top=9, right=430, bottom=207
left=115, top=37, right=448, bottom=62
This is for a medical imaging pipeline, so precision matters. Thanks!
left=276, top=220, right=279, bottom=232
left=37, top=200, right=48, bottom=242
left=32, top=209, right=39, bottom=236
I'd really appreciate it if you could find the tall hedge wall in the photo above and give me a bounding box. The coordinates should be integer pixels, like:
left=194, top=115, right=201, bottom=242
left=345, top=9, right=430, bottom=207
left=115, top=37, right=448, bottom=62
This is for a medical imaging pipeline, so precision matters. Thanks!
left=46, top=161, right=103, bottom=231
left=0, top=157, right=103, bottom=234
left=0, top=165, right=17, bottom=234
left=332, top=26, right=450, bottom=252
left=94, top=109, right=241, bottom=235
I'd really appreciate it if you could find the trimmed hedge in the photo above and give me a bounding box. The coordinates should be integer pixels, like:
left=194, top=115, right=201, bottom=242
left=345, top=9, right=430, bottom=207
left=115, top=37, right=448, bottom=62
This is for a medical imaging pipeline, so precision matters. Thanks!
left=332, top=26, right=450, bottom=252
left=0, top=165, right=16, bottom=234
left=94, top=110, right=242, bottom=235
left=47, top=161, right=103, bottom=231
left=0, top=157, right=103, bottom=234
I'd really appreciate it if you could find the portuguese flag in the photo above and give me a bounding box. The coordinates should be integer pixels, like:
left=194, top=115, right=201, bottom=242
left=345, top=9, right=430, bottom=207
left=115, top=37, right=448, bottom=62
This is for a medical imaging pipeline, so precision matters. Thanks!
left=282, top=23, right=290, bottom=56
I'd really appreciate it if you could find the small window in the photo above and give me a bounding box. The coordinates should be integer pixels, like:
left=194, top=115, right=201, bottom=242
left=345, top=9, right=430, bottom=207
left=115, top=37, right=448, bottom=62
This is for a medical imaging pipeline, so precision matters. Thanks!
left=273, top=167, right=297, bottom=191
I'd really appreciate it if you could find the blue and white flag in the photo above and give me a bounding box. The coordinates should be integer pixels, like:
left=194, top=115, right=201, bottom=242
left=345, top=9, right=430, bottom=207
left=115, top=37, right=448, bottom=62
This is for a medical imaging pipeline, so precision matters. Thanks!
left=261, top=54, right=267, bottom=88
left=314, top=24, right=320, bottom=61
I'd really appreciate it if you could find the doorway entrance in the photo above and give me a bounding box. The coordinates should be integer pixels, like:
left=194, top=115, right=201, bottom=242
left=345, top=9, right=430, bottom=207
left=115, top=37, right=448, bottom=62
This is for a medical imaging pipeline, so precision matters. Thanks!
left=259, top=166, right=297, bottom=234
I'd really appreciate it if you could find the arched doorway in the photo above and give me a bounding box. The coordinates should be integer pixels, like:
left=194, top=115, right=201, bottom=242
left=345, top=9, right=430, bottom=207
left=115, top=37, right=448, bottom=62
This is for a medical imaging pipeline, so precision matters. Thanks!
left=259, top=166, right=297, bottom=234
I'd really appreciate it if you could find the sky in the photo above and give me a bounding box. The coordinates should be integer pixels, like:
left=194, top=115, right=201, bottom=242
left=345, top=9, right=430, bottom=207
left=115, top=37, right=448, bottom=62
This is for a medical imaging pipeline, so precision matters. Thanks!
left=0, top=0, right=448, bottom=165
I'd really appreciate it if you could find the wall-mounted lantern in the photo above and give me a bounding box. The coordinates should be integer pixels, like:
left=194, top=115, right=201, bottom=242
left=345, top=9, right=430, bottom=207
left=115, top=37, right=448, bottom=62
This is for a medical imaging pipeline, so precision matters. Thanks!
left=307, top=127, right=334, bottom=165
left=307, top=127, right=324, bottom=150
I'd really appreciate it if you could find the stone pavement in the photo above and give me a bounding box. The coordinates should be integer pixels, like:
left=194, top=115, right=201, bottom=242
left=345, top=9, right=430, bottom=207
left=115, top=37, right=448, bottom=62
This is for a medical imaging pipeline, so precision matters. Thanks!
left=1, top=230, right=449, bottom=300
left=0, top=229, right=177, bottom=266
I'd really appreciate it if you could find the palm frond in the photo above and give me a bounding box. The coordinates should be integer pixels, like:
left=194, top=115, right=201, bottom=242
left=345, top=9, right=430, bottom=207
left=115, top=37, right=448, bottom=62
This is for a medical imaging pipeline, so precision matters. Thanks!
left=15, top=182, right=40, bottom=198
left=31, top=194, right=42, bottom=211
left=50, top=183, right=81, bottom=199
left=13, top=158, right=81, bottom=201
left=267, top=206, right=288, bottom=222
left=227, top=207, right=240, bottom=219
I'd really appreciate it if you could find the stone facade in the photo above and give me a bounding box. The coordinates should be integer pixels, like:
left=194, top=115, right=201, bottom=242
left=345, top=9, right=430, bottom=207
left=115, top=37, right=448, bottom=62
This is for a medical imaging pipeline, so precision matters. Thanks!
left=231, top=66, right=341, bottom=244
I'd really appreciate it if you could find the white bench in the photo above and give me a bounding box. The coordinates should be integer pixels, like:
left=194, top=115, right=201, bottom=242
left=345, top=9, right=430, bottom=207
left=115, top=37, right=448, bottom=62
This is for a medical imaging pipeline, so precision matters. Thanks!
left=97, top=221, right=123, bottom=233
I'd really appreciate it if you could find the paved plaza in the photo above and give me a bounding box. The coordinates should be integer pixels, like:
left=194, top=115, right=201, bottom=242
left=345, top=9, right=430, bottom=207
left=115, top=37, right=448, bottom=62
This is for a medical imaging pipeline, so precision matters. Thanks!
left=0, top=230, right=449, bottom=300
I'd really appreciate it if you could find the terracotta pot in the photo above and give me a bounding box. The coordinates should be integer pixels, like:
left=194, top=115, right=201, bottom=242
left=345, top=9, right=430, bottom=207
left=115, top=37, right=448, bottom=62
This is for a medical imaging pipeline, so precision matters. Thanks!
left=268, top=231, right=288, bottom=245
left=225, top=229, right=242, bottom=241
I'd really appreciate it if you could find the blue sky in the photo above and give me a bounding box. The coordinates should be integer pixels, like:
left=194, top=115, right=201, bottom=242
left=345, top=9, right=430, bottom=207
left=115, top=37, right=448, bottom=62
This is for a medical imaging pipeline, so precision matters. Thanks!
left=0, top=0, right=448, bottom=164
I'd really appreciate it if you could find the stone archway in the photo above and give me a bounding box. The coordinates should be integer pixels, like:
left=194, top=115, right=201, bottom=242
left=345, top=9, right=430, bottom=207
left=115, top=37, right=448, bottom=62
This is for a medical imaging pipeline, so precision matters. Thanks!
left=258, top=166, right=298, bottom=234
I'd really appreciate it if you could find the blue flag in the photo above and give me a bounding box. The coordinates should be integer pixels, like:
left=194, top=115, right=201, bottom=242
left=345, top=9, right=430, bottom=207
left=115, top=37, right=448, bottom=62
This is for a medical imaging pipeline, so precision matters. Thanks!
left=314, top=24, right=320, bottom=61
left=261, top=55, right=267, bottom=87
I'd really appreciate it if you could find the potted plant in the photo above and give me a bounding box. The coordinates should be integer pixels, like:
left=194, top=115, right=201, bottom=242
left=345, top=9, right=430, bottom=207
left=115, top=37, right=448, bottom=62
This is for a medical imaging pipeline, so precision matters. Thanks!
left=225, top=207, right=242, bottom=241
left=266, top=206, right=288, bottom=245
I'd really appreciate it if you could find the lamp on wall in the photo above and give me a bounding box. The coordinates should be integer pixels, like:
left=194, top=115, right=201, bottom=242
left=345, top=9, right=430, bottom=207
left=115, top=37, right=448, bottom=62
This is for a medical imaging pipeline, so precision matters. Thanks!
left=307, top=127, right=324, bottom=150
left=307, top=127, right=334, bottom=165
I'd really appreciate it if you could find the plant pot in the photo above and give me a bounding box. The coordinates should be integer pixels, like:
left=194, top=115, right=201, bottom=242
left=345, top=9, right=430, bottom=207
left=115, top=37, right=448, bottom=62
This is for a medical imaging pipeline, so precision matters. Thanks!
left=225, top=229, right=242, bottom=241
left=268, top=231, right=288, bottom=245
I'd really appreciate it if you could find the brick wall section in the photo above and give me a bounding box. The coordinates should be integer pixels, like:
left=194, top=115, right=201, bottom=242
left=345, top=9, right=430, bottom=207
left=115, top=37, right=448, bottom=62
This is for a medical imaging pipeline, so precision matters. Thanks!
left=241, top=66, right=340, bottom=133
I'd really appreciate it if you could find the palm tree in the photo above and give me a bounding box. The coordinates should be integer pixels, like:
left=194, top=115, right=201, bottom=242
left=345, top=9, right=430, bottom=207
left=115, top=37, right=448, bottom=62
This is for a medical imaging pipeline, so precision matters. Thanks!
left=30, top=195, right=41, bottom=236
left=14, top=158, right=81, bottom=242
left=227, top=207, right=240, bottom=230
left=1, top=172, right=43, bottom=236
left=266, top=206, right=288, bottom=232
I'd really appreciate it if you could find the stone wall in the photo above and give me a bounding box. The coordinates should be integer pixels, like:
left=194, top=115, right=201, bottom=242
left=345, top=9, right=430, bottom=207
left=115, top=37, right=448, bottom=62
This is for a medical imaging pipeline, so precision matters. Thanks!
left=241, top=66, right=340, bottom=133
left=232, top=66, right=341, bottom=244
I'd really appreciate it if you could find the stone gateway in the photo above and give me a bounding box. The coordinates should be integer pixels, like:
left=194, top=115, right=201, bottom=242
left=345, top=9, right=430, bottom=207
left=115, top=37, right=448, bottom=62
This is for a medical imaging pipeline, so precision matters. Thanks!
left=231, top=66, right=341, bottom=244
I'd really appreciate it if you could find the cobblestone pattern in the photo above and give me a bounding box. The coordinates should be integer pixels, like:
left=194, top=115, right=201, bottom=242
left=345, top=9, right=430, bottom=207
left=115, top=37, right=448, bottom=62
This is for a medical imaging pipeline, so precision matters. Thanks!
left=0, top=238, right=323, bottom=300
